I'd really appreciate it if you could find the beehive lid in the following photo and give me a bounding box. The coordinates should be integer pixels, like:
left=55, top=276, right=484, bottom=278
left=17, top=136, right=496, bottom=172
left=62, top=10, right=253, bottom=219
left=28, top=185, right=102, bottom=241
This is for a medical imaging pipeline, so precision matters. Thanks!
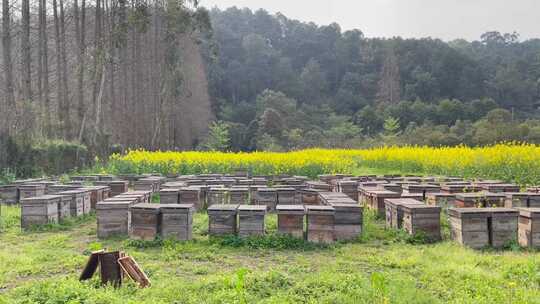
left=448, top=208, right=491, bottom=218
left=131, top=203, right=161, bottom=211
left=517, top=208, right=540, bottom=219
left=96, top=201, right=132, bottom=209
left=160, top=188, right=180, bottom=193
left=58, top=189, right=86, bottom=195
left=109, top=180, right=129, bottom=185
left=276, top=205, right=305, bottom=213
left=370, top=190, right=400, bottom=197
left=384, top=198, right=424, bottom=207
left=306, top=205, right=335, bottom=214
left=229, top=187, right=249, bottom=192
left=20, top=195, right=63, bottom=203
left=427, top=192, right=456, bottom=199
left=274, top=187, right=296, bottom=192
left=19, top=183, right=46, bottom=189
left=330, top=203, right=362, bottom=210
left=401, top=204, right=441, bottom=213
left=238, top=205, right=267, bottom=212
left=485, top=208, right=519, bottom=215
left=104, top=197, right=138, bottom=203
left=505, top=192, right=540, bottom=198
left=257, top=187, right=277, bottom=193
left=160, top=204, right=194, bottom=211
left=207, top=204, right=238, bottom=211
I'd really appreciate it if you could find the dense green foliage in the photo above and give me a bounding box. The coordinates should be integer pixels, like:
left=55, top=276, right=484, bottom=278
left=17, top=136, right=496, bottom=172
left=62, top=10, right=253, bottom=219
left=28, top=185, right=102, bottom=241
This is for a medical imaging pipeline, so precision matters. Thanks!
left=206, top=8, right=540, bottom=150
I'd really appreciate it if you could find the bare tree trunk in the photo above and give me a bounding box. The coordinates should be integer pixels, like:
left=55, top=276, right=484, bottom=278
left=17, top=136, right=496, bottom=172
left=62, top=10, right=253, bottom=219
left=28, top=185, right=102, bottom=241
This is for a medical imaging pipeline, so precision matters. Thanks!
left=2, top=0, right=15, bottom=109
left=53, top=0, right=65, bottom=137
left=74, top=0, right=87, bottom=141
left=60, top=0, right=71, bottom=138
left=21, top=0, right=32, bottom=102
left=91, top=0, right=104, bottom=145
left=42, top=0, right=52, bottom=136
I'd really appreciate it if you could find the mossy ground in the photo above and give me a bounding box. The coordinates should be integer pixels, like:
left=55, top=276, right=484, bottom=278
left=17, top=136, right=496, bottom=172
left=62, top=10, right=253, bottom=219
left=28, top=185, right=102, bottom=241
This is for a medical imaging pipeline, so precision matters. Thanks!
left=0, top=203, right=538, bottom=304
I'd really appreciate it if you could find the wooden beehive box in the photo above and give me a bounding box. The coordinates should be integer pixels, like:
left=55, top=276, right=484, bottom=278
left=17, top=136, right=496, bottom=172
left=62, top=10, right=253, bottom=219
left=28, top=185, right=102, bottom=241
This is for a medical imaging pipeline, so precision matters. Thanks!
left=125, top=191, right=152, bottom=203
left=306, top=205, right=335, bottom=244
left=130, top=204, right=161, bottom=241
left=366, top=190, right=401, bottom=218
left=518, top=208, right=540, bottom=248
left=276, top=205, right=305, bottom=239
left=276, top=187, right=296, bottom=205
left=81, top=186, right=107, bottom=209
left=57, top=194, right=72, bottom=220
left=108, top=181, right=129, bottom=197
left=57, top=190, right=85, bottom=217
left=489, top=208, right=519, bottom=248
left=159, top=189, right=180, bottom=204
left=403, top=184, right=441, bottom=194
left=440, top=183, right=475, bottom=194
left=384, top=198, right=424, bottom=229
left=207, top=204, right=238, bottom=236
left=305, top=181, right=333, bottom=192
left=401, top=204, right=441, bottom=241
left=160, top=204, right=194, bottom=241
left=505, top=193, right=540, bottom=208
left=18, top=184, right=46, bottom=200
left=448, top=208, right=490, bottom=249
left=229, top=187, right=249, bottom=205
left=300, top=189, right=321, bottom=205
left=381, top=183, right=402, bottom=194
left=331, top=203, right=363, bottom=241
left=337, top=180, right=358, bottom=200
left=96, top=201, right=132, bottom=238
left=0, top=185, right=19, bottom=204
left=238, top=205, right=267, bottom=237
left=133, top=179, right=156, bottom=192
left=179, top=187, right=203, bottom=210
left=76, top=188, right=93, bottom=214
left=254, top=188, right=278, bottom=212
left=455, top=192, right=506, bottom=208
left=426, top=192, right=457, bottom=210
left=480, top=183, right=520, bottom=193
left=20, top=195, right=60, bottom=229
left=207, top=188, right=228, bottom=207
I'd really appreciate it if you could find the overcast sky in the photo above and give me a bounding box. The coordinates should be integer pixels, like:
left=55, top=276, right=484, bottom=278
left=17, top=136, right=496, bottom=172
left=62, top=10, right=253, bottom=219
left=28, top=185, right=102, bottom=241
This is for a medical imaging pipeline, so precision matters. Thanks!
left=200, top=0, right=540, bottom=41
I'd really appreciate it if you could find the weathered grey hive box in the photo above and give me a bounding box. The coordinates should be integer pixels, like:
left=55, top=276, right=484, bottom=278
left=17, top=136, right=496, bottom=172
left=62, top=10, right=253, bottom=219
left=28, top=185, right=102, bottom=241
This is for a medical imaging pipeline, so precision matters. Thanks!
left=401, top=204, right=441, bottom=241
left=96, top=201, right=132, bottom=238
left=80, top=186, right=109, bottom=210
left=365, top=190, right=401, bottom=218
left=238, top=205, right=267, bottom=237
left=160, top=204, right=194, bottom=241
left=489, top=208, right=519, bottom=248
left=254, top=188, right=278, bottom=212
left=518, top=208, right=540, bottom=248
left=440, top=183, right=475, bottom=194
left=0, top=185, right=18, bottom=204
left=426, top=193, right=457, bottom=210
left=305, top=181, right=333, bottom=192
left=449, top=208, right=489, bottom=248
left=381, top=183, right=402, bottom=194
left=46, top=184, right=80, bottom=194
left=108, top=181, right=129, bottom=197
left=133, top=178, right=157, bottom=192
left=130, top=204, right=161, bottom=241
left=306, top=205, right=335, bottom=244
left=455, top=192, right=506, bottom=208
left=331, top=203, right=363, bottom=241
left=480, top=183, right=520, bottom=193
left=276, top=205, right=305, bottom=239
left=207, top=188, right=228, bottom=207
left=159, top=189, right=180, bottom=204
left=19, top=184, right=46, bottom=200
left=504, top=193, right=540, bottom=208
left=57, top=190, right=85, bottom=217
left=276, top=187, right=296, bottom=205
left=20, top=195, right=60, bottom=229
left=403, top=184, right=441, bottom=194
left=207, top=204, right=238, bottom=236
left=179, top=187, right=203, bottom=210
left=124, top=190, right=152, bottom=203
left=57, top=195, right=72, bottom=220
left=79, top=189, right=92, bottom=214
left=399, top=192, right=424, bottom=201
left=384, top=198, right=424, bottom=229
left=229, top=187, right=249, bottom=205
left=300, top=189, right=321, bottom=205
left=337, top=180, right=359, bottom=200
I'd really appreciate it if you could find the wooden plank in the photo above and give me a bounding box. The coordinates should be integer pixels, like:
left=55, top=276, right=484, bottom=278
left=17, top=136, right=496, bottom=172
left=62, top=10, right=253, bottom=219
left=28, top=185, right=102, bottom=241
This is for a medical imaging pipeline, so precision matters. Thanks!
left=79, top=250, right=105, bottom=281
left=118, top=256, right=151, bottom=288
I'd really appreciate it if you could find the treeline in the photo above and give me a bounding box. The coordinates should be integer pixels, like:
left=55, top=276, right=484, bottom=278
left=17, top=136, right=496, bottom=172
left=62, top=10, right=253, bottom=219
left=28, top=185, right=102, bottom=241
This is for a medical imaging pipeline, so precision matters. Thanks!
left=207, top=7, right=540, bottom=150
left=0, top=0, right=214, bottom=174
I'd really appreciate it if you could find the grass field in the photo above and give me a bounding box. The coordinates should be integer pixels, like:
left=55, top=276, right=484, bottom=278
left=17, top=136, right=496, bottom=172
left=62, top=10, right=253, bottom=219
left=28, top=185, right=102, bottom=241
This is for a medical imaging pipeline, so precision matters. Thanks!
left=0, top=203, right=539, bottom=304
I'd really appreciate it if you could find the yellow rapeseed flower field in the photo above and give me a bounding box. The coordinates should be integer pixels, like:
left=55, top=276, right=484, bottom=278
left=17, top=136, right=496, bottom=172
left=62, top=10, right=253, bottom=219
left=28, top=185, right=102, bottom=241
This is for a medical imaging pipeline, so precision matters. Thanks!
left=107, top=143, right=540, bottom=185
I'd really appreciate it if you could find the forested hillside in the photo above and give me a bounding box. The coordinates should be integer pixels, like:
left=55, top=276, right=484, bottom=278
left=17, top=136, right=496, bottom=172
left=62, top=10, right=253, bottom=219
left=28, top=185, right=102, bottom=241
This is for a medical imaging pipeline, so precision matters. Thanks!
left=207, top=7, right=540, bottom=150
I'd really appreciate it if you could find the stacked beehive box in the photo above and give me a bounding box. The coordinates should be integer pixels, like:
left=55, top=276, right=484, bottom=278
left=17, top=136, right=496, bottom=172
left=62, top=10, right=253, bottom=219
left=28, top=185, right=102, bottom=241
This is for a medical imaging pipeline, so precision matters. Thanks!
left=276, top=205, right=305, bottom=238
left=82, top=186, right=110, bottom=209
left=207, top=188, right=228, bottom=207
left=130, top=204, right=161, bottom=240
left=108, top=181, right=129, bottom=197
left=20, top=195, right=60, bottom=229
left=337, top=180, right=358, bottom=200
left=57, top=195, right=71, bottom=220
left=207, top=204, right=238, bottom=236
left=306, top=205, right=335, bottom=244
left=237, top=205, right=267, bottom=237
left=331, top=203, right=363, bottom=241
left=401, top=205, right=441, bottom=241
left=276, top=187, right=296, bottom=205
left=79, top=188, right=92, bottom=214
left=455, top=193, right=506, bottom=208
left=449, top=208, right=518, bottom=248
left=179, top=187, right=203, bottom=210
left=161, top=204, right=194, bottom=241
left=254, top=188, right=278, bottom=212
left=305, top=181, right=333, bottom=192
left=381, top=183, right=402, bottom=194
left=365, top=190, right=401, bottom=218
left=504, top=193, right=540, bottom=208
left=384, top=198, right=424, bottom=229
left=159, top=189, right=180, bottom=204
left=57, top=190, right=85, bottom=217
left=403, top=184, right=441, bottom=194
left=0, top=185, right=18, bottom=204
left=426, top=193, right=457, bottom=210
left=518, top=208, right=540, bottom=248
left=133, top=178, right=156, bottom=192
left=96, top=200, right=133, bottom=238
left=18, top=184, right=46, bottom=200
left=229, top=187, right=249, bottom=205
left=300, top=189, right=320, bottom=205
